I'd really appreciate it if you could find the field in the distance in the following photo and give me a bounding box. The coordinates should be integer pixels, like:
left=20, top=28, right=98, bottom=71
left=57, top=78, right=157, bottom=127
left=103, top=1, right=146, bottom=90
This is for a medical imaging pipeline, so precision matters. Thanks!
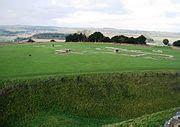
left=0, top=42, right=180, bottom=79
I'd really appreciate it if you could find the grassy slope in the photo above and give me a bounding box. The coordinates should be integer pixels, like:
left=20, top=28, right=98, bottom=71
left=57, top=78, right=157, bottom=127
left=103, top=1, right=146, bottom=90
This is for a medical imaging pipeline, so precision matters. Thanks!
left=1, top=73, right=180, bottom=126
left=21, top=107, right=179, bottom=127
left=19, top=107, right=180, bottom=127
left=0, top=42, right=180, bottom=79
left=103, top=107, right=180, bottom=127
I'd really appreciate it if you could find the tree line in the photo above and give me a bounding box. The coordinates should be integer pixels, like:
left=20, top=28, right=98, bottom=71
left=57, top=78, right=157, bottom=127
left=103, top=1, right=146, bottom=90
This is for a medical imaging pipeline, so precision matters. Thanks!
left=163, top=39, right=180, bottom=47
left=66, top=32, right=147, bottom=45
left=173, top=40, right=180, bottom=47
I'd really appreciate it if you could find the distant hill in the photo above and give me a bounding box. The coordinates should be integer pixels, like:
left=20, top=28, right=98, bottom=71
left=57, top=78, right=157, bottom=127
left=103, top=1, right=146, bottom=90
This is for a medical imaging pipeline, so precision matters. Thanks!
left=32, top=33, right=68, bottom=40
left=0, top=25, right=179, bottom=45
left=0, top=28, right=25, bottom=36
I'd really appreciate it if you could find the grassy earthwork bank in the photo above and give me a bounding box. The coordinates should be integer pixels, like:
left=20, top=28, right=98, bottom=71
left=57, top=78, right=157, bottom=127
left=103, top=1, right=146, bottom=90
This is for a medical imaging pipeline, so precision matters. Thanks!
left=1, top=72, right=180, bottom=126
left=0, top=42, right=180, bottom=126
left=103, top=107, right=180, bottom=127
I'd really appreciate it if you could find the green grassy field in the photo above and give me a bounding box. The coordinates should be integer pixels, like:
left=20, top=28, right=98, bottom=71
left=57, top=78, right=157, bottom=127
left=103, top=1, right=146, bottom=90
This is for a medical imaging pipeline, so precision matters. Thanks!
left=0, top=42, right=180, bottom=79
left=0, top=42, right=180, bottom=126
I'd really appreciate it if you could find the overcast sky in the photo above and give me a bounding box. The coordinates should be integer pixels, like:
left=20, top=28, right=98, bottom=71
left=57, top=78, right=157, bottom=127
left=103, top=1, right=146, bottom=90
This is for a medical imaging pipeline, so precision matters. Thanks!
left=0, top=0, right=180, bottom=32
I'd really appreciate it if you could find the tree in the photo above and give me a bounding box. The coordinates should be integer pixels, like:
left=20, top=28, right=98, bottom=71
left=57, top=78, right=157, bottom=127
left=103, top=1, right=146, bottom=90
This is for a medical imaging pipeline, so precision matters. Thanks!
left=173, top=40, right=180, bottom=47
left=128, top=37, right=137, bottom=44
left=111, top=35, right=146, bottom=44
left=79, top=33, right=88, bottom=42
left=65, top=32, right=146, bottom=45
left=65, top=34, right=73, bottom=42
left=111, top=36, right=120, bottom=43
left=27, top=38, right=35, bottom=43
left=88, top=32, right=104, bottom=42
left=111, top=35, right=129, bottom=43
left=135, top=35, right=146, bottom=44
left=65, top=33, right=87, bottom=42
left=102, top=37, right=111, bottom=42
left=163, top=39, right=169, bottom=46
left=50, top=39, right=56, bottom=42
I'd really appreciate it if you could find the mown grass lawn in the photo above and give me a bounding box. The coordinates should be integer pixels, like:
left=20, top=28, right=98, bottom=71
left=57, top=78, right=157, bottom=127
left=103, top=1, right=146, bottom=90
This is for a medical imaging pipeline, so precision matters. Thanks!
left=0, top=42, right=179, bottom=79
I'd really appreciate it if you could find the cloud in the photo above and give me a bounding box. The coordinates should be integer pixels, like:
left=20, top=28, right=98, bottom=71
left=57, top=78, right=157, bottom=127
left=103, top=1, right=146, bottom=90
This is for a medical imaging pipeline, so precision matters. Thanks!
left=0, top=0, right=180, bottom=32
left=53, top=0, right=180, bottom=32
left=121, top=0, right=180, bottom=16
left=48, top=0, right=110, bottom=10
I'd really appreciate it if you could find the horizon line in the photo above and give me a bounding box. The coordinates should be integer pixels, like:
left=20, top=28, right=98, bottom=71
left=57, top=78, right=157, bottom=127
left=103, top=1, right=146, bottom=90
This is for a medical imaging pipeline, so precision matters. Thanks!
left=0, top=24, right=180, bottom=34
